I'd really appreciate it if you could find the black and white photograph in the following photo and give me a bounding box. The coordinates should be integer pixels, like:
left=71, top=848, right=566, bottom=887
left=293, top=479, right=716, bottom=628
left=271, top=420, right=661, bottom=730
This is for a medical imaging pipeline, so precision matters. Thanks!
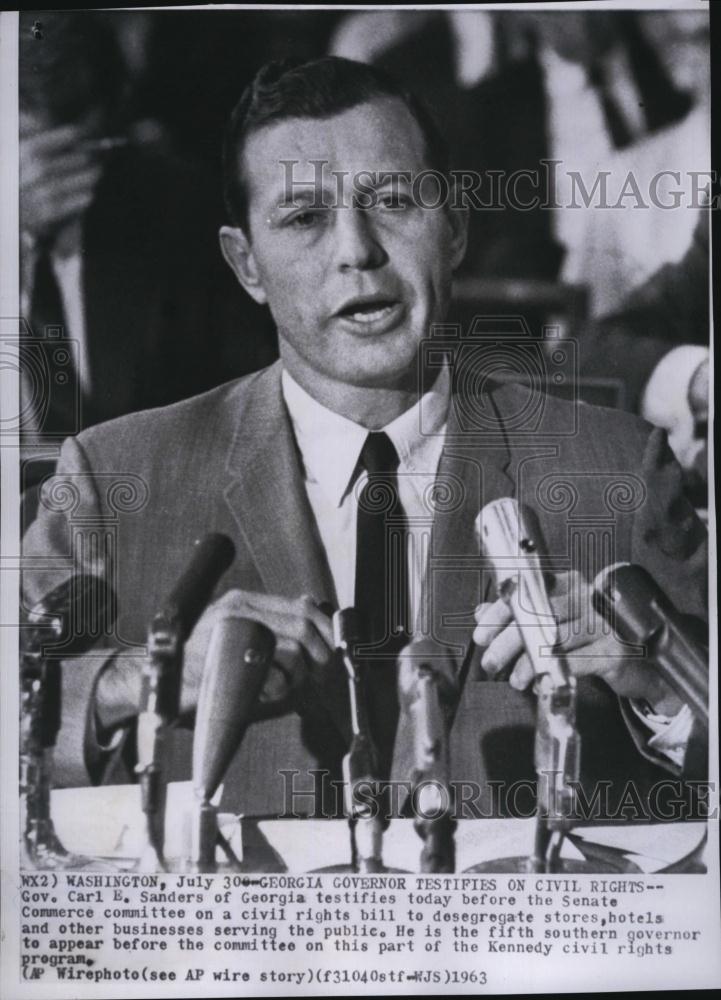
left=0, top=2, right=718, bottom=995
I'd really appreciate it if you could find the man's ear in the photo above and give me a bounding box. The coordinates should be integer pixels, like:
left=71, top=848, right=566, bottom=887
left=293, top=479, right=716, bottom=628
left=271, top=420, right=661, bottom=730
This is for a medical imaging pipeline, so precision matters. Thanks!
left=219, top=226, right=268, bottom=305
left=446, top=202, right=469, bottom=272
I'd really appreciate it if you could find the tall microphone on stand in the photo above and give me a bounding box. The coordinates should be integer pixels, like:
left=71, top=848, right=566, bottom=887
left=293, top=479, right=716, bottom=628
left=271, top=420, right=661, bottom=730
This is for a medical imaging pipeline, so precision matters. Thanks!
left=21, top=575, right=116, bottom=869
left=333, top=608, right=386, bottom=873
left=397, top=638, right=457, bottom=872
left=190, top=616, right=275, bottom=871
left=136, top=533, right=235, bottom=871
left=473, top=498, right=581, bottom=873
left=593, top=563, right=708, bottom=724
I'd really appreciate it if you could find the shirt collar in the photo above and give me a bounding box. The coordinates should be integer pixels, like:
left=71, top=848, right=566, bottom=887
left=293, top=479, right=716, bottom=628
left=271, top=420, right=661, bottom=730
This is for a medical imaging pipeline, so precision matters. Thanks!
left=282, top=365, right=450, bottom=508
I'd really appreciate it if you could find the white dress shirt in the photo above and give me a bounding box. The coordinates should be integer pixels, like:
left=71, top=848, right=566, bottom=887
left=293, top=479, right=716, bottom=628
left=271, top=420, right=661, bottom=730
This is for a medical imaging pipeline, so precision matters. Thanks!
left=21, top=225, right=92, bottom=399
left=282, top=365, right=450, bottom=631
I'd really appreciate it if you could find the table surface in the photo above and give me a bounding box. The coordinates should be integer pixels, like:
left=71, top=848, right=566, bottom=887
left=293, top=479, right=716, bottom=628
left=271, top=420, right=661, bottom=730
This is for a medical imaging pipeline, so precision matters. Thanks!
left=46, top=783, right=707, bottom=874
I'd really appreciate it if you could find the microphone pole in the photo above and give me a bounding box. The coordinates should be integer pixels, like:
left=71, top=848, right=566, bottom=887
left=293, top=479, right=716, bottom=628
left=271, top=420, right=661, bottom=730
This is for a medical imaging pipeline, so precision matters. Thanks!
left=593, top=563, right=708, bottom=725
left=20, top=575, right=116, bottom=869
left=477, top=498, right=580, bottom=872
left=190, top=616, right=275, bottom=872
left=398, top=638, right=457, bottom=873
left=333, top=609, right=386, bottom=873
left=136, top=533, right=235, bottom=872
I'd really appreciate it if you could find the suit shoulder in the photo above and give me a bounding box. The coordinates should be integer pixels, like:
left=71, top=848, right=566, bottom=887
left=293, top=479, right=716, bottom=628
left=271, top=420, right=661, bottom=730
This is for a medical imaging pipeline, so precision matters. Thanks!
left=73, top=367, right=270, bottom=466
left=488, top=379, right=655, bottom=452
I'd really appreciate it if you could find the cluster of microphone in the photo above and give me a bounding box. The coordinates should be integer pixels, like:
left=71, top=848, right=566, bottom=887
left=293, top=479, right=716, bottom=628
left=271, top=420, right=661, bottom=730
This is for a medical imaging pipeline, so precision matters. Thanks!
left=20, top=500, right=708, bottom=873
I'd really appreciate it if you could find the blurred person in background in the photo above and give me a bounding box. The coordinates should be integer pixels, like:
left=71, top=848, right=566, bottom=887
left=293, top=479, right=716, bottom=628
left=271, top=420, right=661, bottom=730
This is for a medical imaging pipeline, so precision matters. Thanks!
left=580, top=208, right=709, bottom=507
left=134, top=9, right=341, bottom=171
left=537, top=8, right=709, bottom=315
left=330, top=8, right=710, bottom=502
left=19, top=12, right=276, bottom=518
left=554, top=11, right=710, bottom=499
left=331, top=9, right=564, bottom=282
left=330, top=8, right=705, bottom=292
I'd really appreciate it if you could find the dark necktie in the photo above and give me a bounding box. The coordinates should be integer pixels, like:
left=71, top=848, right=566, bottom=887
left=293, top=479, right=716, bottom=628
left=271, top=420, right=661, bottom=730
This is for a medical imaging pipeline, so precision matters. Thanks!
left=26, top=247, right=77, bottom=438
left=354, top=431, right=410, bottom=780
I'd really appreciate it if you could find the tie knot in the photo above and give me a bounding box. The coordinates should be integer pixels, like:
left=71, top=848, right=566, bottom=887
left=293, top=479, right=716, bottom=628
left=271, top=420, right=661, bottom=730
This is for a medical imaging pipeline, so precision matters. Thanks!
left=359, top=431, right=399, bottom=476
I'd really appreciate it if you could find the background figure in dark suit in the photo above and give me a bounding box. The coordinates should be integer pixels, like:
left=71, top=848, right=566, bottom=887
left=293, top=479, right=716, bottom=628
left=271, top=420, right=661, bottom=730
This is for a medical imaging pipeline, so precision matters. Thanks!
left=22, top=57, right=707, bottom=819
left=19, top=12, right=276, bottom=515
left=580, top=209, right=709, bottom=504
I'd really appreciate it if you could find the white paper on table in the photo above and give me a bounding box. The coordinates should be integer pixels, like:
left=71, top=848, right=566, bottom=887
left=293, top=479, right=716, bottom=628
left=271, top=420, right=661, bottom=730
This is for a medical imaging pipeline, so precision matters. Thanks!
left=51, top=781, right=240, bottom=864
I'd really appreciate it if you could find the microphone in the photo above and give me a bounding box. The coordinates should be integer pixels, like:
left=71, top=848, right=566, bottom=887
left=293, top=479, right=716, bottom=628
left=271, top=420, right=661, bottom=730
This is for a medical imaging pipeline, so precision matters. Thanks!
left=191, top=616, right=275, bottom=871
left=159, top=532, right=235, bottom=643
left=476, top=499, right=568, bottom=688
left=23, top=574, right=116, bottom=656
left=593, top=563, right=708, bottom=724
left=20, top=574, right=116, bottom=869
left=476, top=498, right=580, bottom=862
left=333, top=608, right=385, bottom=873
left=397, top=638, right=456, bottom=782
left=22, top=575, right=116, bottom=748
left=140, top=533, right=236, bottom=728
left=397, top=638, right=457, bottom=873
left=333, top=608, right=366, bottom=742
left=136, top=533, right=235, bottom=870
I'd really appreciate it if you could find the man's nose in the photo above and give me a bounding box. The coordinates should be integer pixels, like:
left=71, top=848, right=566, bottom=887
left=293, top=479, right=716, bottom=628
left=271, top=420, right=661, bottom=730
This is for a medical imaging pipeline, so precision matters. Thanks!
left=333, top=208, right=386, bottom=271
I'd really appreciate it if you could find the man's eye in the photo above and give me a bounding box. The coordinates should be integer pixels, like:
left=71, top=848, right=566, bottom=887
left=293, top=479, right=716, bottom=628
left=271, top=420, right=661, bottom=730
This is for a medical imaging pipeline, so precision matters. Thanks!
left=378, top=194, right=411, bottom=210
left=287, top=210, right=324, bottom=228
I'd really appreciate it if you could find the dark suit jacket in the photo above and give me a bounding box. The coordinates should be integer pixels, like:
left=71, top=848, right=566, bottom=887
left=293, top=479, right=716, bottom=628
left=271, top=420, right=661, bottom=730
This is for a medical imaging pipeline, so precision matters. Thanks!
left=22, top=361, right=708, bottom=817
left=77, top=145, right=277, bottom=423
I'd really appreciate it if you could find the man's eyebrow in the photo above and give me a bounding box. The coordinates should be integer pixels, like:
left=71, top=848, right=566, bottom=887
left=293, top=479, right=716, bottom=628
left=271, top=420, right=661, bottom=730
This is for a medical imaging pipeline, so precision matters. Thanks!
left=275, top=186, right=330, bottom=209
left=371, top=171, right=413, bottom=187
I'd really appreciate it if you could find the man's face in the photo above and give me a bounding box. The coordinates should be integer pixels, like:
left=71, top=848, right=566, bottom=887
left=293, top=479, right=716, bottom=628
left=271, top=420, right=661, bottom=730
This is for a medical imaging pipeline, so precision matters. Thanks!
left=223, top=97, right=466, bottom=391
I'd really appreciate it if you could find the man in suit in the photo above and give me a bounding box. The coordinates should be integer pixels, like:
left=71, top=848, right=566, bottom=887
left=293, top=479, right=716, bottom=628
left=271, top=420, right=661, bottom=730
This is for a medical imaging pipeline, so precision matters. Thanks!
left=22, top=57, right=707, bottom=820
left=19, top=12, right=276, bottom=519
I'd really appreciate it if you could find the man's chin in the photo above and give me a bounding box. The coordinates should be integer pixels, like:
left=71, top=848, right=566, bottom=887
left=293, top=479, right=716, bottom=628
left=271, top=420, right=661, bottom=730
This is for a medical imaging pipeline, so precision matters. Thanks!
left=334, top=331, right=422, bottom=386
left=332, top=359, right=419, bottom=391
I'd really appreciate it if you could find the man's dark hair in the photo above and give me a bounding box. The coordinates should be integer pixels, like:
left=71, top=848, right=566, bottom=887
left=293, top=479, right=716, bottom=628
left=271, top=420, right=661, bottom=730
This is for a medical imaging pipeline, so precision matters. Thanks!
left=222, top=55, right=450, bottom=233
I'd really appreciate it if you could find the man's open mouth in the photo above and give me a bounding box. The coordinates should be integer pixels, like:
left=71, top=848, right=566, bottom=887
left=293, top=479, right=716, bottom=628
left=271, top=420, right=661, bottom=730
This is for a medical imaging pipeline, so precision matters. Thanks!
left=334, top=297, right=403, bottom=327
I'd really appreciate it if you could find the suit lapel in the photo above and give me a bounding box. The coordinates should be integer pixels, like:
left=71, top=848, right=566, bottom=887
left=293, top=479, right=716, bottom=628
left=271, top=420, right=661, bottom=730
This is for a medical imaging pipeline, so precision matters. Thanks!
left=392, top=384, right=515, bottom=785
left=223, top=362, right=350, bottom=743
left=425, top=385, right=515, bottom=662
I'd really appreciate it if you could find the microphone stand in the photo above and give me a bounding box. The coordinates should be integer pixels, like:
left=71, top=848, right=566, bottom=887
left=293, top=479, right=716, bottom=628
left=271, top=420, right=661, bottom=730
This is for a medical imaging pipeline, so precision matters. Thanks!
left=473, top=499, right=581, bottom=874
left=20, top=578, right=115, bottom=870
left=399, top=642, right=456, bottom=873
left=135, top=610, right=180, bottom=872
left=334, top=610, right=387, bottom=873
left=20, top=637, right=84, bottom=869
left=531, top=672, right=581, bottom=873
left=135, top=534, right=235, bottom=873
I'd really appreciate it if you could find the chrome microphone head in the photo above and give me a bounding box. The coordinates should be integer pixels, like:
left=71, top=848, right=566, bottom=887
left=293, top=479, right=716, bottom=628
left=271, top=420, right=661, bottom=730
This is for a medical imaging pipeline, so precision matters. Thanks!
left=477, top=498, right=567, bottom=686
left=475, top=498, right=546, bottom=587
